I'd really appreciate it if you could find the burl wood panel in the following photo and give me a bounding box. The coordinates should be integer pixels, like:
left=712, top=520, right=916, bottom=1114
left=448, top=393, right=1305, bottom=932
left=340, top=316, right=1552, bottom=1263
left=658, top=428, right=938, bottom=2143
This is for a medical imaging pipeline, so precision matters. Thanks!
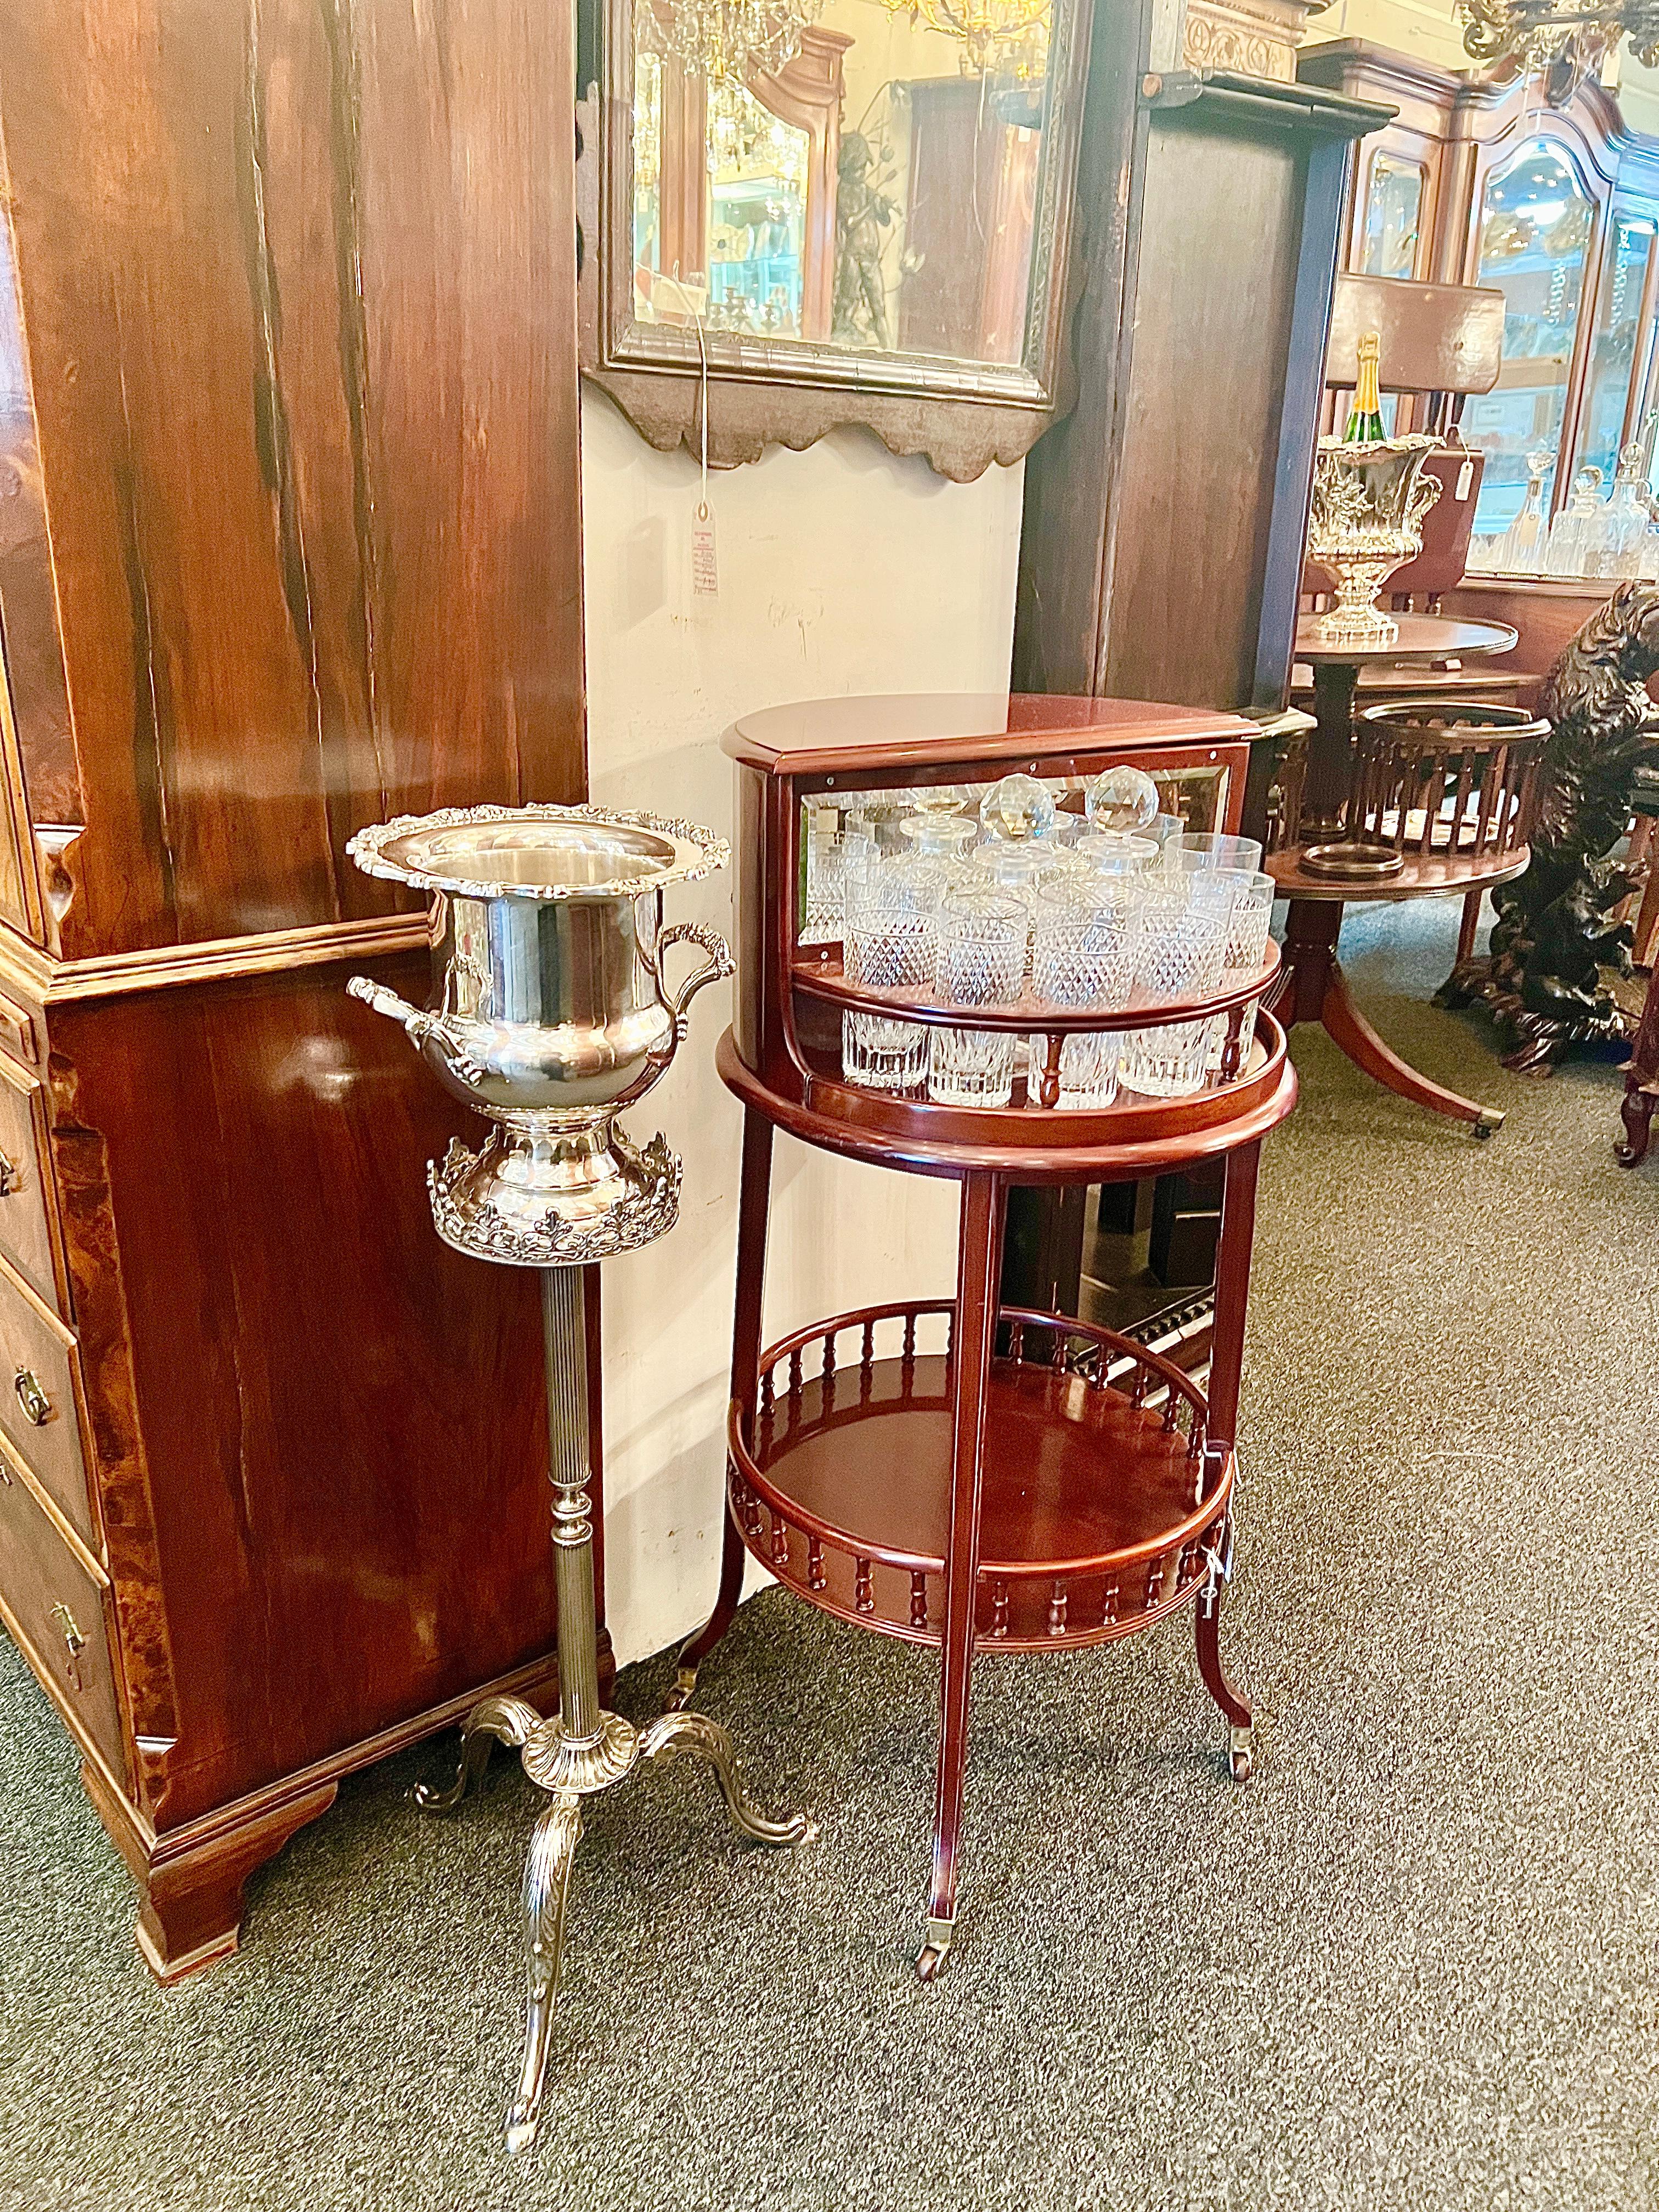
left=0, top=0, right=585, bottom=961
left=0, top=164, right=78, bottom=851
left=47, top=950, right=556, bottom=1830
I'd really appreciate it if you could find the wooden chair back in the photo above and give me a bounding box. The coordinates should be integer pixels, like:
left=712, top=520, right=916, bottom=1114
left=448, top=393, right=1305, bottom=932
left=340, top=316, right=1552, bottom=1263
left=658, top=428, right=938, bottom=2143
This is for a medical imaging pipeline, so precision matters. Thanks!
left=1325, top=274, right=1505, bottom=405
left=1350, top=701, right=1549, bottom=868
left=1310, top=275, right=1508, bottom=601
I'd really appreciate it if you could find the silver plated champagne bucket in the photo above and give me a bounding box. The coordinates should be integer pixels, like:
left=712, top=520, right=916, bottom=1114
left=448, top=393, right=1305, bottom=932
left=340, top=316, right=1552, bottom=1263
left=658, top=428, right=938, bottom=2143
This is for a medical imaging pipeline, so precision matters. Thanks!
left=345, top=800, right=809, bottom=2154
left=346, top=802, right=733, bottom=1266
left=1306, top=432, right=1442, bottom=646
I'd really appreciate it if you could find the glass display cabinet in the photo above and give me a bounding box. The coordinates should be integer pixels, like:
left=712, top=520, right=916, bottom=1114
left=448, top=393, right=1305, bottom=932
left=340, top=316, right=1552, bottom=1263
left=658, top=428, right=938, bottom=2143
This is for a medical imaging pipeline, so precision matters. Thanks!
left=1465, top=137, right=1596, bottom=531
left=1300, top=43, right=1659, bottom=560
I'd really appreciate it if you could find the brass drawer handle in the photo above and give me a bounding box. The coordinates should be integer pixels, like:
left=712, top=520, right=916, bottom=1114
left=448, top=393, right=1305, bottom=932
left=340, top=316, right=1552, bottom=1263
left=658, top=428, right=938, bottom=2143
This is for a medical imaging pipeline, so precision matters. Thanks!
left=14, top=1367, right=51, bottom=1425
left=48, top=1598, right=85, bottom=1691
left=48, top=1599, right=84, bottom=1655
left=0, top=1149, right=18, bottom=1197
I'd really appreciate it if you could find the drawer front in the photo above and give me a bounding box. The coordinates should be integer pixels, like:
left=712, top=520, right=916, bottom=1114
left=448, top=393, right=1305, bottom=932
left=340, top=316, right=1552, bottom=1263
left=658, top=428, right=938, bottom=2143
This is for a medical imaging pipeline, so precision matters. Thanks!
left=0, top=1457, right=122, bottom=1768
left=0, top=1261, right=93, bottom=1551
left=0, top=1056, right=59, bottom=1309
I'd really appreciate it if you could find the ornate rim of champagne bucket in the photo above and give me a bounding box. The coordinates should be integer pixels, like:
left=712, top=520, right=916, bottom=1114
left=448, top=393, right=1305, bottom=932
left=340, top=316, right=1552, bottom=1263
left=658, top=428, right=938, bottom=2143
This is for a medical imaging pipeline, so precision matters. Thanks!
left=1306, top=433, right=1442, bottom=649
left=346, top=802, right=733, bottom=1268
left=345, top=799, right=811, bottom=2155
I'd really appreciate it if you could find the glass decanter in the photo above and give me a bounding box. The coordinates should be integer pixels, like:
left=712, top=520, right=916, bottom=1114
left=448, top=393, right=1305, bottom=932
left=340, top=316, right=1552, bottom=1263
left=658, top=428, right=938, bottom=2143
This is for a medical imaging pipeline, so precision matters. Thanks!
left=1546, top=467, right=1604, bottom=577
left=1605, top=442, right=1653, bottom=577
left=1496, top=447, right=1553, bottom=575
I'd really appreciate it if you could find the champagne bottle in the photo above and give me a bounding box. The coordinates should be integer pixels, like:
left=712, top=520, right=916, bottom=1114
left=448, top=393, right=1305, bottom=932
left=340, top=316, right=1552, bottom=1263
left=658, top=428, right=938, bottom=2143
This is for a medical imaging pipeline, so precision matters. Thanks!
left=1344, top=330, right=1387, bottom=444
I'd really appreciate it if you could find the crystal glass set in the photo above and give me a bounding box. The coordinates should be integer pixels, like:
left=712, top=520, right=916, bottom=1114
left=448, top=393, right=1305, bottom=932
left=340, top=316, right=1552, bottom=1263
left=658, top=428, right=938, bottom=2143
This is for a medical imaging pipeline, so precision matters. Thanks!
left=1467, top=442, right=1659, bottom=582
left=811, top=768, right=1272, bottom=1111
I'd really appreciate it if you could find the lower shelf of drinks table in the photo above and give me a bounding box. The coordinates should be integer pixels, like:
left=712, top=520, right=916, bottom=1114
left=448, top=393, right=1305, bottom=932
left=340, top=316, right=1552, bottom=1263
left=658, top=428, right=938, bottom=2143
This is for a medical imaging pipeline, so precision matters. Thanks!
left=727, top=1299, right=1234, bottom=1654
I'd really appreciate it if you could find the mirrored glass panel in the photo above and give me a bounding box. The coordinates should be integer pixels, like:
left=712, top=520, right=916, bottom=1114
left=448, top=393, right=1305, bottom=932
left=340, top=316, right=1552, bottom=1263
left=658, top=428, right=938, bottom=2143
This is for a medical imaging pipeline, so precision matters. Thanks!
left=1465, top=138, right=1595, bottom=536
left=626, top=0, right=1056, bottom=368
left=1358, top=154, right=1424, bottom=281
left=1577, top=209, right=1655, bottom=491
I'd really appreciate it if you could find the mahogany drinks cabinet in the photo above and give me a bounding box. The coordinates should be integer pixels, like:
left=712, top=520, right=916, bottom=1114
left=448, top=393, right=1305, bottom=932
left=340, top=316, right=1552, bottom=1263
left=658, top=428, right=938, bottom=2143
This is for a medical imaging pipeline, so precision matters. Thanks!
left=0, top=5, right=591, bottom=1978
left=674, top=695, right=1298, bottom=1973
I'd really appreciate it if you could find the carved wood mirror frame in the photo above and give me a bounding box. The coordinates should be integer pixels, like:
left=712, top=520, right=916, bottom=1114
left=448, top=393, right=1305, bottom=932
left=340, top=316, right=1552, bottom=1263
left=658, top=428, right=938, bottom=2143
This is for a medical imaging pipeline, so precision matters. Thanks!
left=575, top=0, right=1091, bottom=479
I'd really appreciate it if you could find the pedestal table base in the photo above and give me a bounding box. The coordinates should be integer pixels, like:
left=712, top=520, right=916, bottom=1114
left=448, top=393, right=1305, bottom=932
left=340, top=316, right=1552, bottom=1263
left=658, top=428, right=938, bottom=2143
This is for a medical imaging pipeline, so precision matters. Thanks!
left=1271, top=896, right=1504, bottom=1135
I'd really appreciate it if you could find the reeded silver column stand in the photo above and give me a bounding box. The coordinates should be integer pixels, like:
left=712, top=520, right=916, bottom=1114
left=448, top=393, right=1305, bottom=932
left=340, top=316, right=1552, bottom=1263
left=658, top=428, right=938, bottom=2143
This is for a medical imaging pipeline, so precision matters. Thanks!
left=347, top=803, right=811, bottom=2154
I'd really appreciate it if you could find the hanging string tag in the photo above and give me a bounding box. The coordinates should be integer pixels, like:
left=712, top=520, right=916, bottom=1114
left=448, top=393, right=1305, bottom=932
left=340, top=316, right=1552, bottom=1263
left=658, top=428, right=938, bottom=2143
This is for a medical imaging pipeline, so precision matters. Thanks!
left=1455, top=455, right=1475, bottom=502
left=691, top=317, right=719, bottom=599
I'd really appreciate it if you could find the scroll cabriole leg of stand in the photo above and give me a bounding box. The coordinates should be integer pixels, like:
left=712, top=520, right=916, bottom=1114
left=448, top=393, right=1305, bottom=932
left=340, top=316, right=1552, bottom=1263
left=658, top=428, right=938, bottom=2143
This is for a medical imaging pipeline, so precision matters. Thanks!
left=669, top=1108, right=774, bottom=1712
left=918, top=1171, right=1003, bottom=1985
left=504, top=1792, right=584, bottom=2155
left=639, top=1709, right=813, bottom=1846
left=1200, top=1142, right=1257, bottom=1784
left=429, top=1262, right=811, bottom=2155
left=414, top=1695, right=545, bottom=1813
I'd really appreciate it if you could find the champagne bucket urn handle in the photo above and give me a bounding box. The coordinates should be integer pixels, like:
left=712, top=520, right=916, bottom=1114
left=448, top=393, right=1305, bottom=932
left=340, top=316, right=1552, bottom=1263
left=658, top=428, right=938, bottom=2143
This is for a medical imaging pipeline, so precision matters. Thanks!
left=346, top=975, right=483, bottom=1070
left=657, top=921, right=736, bottom=1039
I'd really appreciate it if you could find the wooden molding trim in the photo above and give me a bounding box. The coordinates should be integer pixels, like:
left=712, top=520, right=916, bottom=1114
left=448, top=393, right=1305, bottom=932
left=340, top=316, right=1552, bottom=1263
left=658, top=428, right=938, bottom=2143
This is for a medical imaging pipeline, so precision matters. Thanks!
left=0, top=911, right=431, bottom=1009
left=89, top=1645, right=568, bottom=1856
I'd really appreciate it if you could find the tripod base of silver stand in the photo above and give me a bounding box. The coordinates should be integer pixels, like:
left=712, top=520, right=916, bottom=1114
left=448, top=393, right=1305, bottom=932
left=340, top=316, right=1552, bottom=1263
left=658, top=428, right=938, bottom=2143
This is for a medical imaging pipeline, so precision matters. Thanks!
left=415, top=1267, right=812, bottom=2155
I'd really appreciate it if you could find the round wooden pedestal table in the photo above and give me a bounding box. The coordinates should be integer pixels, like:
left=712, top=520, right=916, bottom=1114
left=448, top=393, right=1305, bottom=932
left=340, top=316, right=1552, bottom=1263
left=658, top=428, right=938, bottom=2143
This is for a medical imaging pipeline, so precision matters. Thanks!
left=672, top=955, right=1298, bottom=1980
left=1274, top=612, right=1523, bottom=1135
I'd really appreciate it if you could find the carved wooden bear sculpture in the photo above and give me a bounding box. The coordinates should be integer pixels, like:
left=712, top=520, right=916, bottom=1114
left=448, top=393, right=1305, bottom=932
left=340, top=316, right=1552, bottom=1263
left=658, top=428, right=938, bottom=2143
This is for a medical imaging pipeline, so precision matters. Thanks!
left=1438, top=579, right=1659, bottom=1070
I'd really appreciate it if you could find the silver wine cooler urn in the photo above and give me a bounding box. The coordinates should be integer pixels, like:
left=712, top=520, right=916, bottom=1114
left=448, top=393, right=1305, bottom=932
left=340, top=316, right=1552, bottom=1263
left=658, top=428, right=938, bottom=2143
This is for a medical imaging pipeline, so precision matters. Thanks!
left=346, top=802, right=811, bottom=2154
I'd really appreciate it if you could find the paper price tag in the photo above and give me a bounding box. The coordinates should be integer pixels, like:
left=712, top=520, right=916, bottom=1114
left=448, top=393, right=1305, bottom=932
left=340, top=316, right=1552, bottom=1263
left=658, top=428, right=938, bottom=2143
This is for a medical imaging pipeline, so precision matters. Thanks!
left=691, top=501, right=719, bottom=598
left=1455, top=456, right=1474, bottom=501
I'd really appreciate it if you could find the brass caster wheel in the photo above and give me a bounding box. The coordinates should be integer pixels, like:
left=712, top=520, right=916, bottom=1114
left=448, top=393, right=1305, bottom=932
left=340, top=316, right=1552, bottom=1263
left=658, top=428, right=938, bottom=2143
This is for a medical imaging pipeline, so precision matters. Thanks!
left=1471, top=1108, right=1504, bottom=1139
left=661, top=1664, right=698, bottom=1715
left=1229, top=1725, right=1254, bottom=1784
left=916, top=1916, right=955, bottom=1983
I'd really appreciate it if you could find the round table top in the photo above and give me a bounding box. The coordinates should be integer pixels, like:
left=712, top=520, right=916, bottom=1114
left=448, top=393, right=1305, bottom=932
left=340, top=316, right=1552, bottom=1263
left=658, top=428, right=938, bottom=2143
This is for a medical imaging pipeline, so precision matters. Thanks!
left=1267, top=842, right=1531, bottom=904
left=1293, top=612, right=1518, bottom=670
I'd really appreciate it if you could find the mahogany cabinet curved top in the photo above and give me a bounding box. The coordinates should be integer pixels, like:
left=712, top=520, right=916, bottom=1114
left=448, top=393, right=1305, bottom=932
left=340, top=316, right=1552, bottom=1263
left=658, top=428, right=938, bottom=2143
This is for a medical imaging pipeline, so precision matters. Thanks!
left=724, top=693, right=1256, bottom=778
left=725, top=690, right=1265, bottom=1111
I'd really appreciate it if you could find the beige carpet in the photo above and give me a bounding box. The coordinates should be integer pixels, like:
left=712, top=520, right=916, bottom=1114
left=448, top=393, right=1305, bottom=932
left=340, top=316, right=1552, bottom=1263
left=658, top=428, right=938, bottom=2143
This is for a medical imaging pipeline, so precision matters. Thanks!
left=2, top=897, right=1656, bottom=2211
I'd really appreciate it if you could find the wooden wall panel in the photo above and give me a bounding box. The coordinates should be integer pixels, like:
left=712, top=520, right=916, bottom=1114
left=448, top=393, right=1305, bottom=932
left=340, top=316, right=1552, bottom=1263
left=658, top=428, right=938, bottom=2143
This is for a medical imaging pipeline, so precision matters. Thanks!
left=1101, top=116, right=1304, bottom=707
left=0, top=0, right=586, bottom=960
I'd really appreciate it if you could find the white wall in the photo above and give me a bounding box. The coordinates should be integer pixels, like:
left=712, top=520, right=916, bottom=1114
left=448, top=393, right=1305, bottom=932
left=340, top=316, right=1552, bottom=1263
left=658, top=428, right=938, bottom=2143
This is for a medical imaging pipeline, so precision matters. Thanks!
left=579, top=386, right=1025, bottom=1666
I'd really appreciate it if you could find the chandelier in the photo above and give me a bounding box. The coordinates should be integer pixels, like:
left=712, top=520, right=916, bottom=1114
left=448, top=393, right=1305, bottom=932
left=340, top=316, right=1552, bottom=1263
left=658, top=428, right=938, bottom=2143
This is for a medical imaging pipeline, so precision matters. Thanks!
left=872, top=0, right=1052, bottom=78
left=1460, top=0, right=1659, bottom=104
left=638, top=0, right=816, bottom=82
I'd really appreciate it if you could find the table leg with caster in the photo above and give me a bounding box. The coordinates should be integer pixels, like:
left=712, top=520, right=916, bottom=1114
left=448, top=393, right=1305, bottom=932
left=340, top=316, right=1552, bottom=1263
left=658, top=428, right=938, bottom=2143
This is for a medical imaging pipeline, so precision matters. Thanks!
left=1321, top=957, right=1504, bottom=1133
left=1197, top=1142, right=1255, bottom=1781
left=918, top=1172, right=1005, bottom=1985
left=1197, top=1576, right=1254, bottom=1781
left=669, top=1109, right=775, bottom=1711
